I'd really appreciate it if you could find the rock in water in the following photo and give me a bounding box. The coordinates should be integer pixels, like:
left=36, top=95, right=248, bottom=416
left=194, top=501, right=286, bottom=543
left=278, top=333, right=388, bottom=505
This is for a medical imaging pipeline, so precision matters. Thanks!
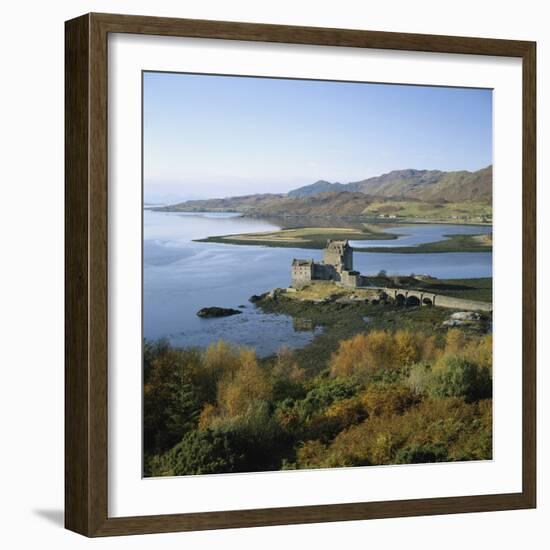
left=249, top=293, right=266, bottom=303
left=196, top=307, right=242, bottom=318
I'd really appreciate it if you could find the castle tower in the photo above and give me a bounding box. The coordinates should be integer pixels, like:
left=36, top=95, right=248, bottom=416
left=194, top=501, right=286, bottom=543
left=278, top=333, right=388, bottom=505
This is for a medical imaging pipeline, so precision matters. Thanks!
left=323, top=240, right=353, bottom=272
left=291, top=258, right=314, bottom=287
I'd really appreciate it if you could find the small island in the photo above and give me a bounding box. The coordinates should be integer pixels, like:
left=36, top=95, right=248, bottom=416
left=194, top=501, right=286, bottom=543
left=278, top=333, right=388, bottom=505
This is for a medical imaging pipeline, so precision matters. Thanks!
left=196, top=306, right=242, bottom=318
left=195, top=225, right=398, bottom=249
left=287, top=239, right=491, bottom=310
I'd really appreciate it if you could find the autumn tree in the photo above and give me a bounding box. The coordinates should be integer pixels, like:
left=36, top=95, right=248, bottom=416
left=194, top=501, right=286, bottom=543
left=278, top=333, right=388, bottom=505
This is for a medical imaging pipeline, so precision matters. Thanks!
left=444, top=328, right=467, bottom=356
left=217, top=348, right=273, bottom=419
left=394, top=329, right=421, bottom=366
left=329, top=330, right=395, bottom=378
left=196, top=340, right=242, bottom=403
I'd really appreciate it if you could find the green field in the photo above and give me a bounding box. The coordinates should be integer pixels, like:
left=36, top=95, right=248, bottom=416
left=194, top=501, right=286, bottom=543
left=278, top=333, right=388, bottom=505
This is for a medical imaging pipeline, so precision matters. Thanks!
left=362, top=199, right=492, bottom=224
left=415, top=277, right=493, bottom=302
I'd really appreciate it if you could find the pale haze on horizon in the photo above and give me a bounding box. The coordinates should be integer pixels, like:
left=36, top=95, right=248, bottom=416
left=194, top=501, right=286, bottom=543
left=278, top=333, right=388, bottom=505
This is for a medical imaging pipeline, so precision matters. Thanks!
left=143, top=71, right=492, bottom=203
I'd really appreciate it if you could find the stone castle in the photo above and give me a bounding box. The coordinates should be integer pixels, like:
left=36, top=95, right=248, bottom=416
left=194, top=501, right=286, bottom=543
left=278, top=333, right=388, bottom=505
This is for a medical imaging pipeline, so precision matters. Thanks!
left=289, top=240, right=493, bottom=313
left=291, top=240, right=369, bottom=289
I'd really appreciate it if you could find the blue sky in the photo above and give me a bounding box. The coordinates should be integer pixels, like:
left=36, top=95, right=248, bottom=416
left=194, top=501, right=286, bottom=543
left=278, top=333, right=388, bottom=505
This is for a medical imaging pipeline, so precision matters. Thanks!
left=143, top=71, right=492, bottom=202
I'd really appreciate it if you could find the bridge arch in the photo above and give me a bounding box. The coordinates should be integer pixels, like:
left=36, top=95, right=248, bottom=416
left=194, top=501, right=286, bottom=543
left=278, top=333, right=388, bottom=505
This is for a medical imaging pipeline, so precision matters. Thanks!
left=395, top=292, right=406, bottom=305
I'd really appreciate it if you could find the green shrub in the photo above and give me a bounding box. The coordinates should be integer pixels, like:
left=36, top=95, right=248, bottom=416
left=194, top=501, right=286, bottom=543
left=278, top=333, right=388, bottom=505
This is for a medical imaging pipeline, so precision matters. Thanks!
left=274, top=378, right=361, bottom=442
left=406, top=362, right=436, bottom=396
left=299, top=378, right=358, bottom=419
left=361, top=384, right=418, bottom=417
left=143, top=343, right=202, bottom=455
left=201, top=401, right=294, bottom=472
left=156, top=417, right=292, bottom=476
left=155, top=429, right=244, bottom=476
left=432, top=356, right=492, bottom=402
left=294, top=397, right=492, bottom=469
left=395, top=443, right=448, bottom=464
left=143, top=335, right=493, bottom=476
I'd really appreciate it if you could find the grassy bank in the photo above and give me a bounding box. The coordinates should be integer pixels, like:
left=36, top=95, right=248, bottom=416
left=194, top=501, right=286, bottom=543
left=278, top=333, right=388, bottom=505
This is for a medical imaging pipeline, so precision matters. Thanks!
left=417, top=277, right=493, bottom=302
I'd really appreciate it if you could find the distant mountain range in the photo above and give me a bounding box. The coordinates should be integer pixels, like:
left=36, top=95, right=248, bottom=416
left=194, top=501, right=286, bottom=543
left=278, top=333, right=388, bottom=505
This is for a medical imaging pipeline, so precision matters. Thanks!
left=156, top=166, right=492, bottom=219
left=288, top=166, right=492, bottom=202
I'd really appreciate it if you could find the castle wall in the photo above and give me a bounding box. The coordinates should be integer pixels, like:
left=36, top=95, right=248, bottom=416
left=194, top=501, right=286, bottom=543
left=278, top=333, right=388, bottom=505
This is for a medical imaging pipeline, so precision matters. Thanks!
left=323, top=242, right=353, bottom=271
left=341, top=247, right=353, bottom=271
left=339, top=270, right=361, bottom=288
left=323, top=248, right=340, bottom=268
left=313, top=263, right=337, bottom=280
left=291, top=263, right=313, bottom=287
left=292, top=240, right=355, bottom=287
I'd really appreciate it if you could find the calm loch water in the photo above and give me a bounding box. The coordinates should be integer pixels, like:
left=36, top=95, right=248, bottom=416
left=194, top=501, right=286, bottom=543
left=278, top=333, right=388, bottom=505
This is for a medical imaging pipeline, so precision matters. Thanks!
left=143, top=211, right=492, bottom=356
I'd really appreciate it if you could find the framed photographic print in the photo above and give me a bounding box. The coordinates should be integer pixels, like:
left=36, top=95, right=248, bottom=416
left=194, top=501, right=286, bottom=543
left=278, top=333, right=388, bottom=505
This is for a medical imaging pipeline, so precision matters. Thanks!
left=65, top=13, right=536, bottom=537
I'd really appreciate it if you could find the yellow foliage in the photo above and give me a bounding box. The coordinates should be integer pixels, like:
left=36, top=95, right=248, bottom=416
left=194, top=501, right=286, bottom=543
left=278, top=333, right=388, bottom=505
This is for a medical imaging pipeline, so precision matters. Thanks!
left=420, top=334, right=440, bottom=363
left=272, top=346, right=306, bottom=382
left=394, top=330, right=421, bottom=366
left=329, top=330, right=395, bottom=378
left=288, top=364, right=307, bottom=383
left=407, top=363, right=434, bottom=396
left=295, top=440, right=328, bottom=469
left=434, top=331, right=492, bottom=374
left=324, top=396, right=367, bottom=425
left=465, top=334, right=493, bottom=371
left=361, top=385, right=417, bottom=417
left=329, top=329, right=448, bottom=378
left=371, top=432, right=393, bottom=464
left=275, top=406, right=299, bottom=430
left=198, top=403, right=217, bottom=430
left=444, top=328, right=467, bottom=356
left=203, top=340, right=241, bottom=375
left=217, top=349, right=273, bottom=418
left=197, top=340, right=242, bottom=400
left=295, top=398, right=493, bottom=469
left=366, top=330, right=396, bottom=369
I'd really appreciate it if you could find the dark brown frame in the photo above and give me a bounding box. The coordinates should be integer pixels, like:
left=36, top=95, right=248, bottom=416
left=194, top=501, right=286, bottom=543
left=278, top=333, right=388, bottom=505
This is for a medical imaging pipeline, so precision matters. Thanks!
left=65, top=12, right=537, bottom=537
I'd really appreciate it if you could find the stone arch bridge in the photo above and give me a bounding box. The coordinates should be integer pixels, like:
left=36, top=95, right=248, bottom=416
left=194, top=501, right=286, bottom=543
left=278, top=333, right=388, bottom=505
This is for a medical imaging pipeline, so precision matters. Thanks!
left=374, top=287, right=492, bottom=312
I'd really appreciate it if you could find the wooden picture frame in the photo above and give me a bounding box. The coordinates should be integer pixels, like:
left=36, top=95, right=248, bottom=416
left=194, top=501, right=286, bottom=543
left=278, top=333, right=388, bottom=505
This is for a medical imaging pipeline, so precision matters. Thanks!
left=65, top=12, right=536, bottom=537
